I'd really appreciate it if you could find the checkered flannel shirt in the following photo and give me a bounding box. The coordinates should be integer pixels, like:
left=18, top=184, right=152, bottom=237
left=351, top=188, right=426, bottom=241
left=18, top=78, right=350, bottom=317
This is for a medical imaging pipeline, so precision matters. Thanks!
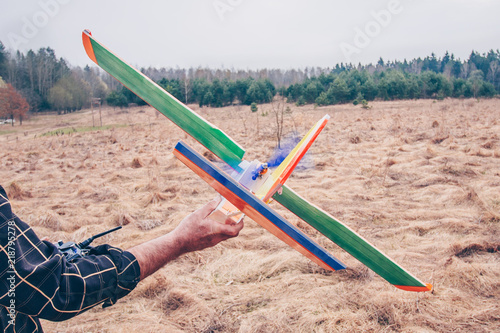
left=0, top=185, right=141, bottom=332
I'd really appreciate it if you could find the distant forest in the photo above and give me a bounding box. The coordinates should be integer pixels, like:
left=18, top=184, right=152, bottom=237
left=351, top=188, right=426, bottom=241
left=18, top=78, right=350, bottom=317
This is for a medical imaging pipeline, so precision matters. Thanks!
left=0, top=40, right=499, bottom=115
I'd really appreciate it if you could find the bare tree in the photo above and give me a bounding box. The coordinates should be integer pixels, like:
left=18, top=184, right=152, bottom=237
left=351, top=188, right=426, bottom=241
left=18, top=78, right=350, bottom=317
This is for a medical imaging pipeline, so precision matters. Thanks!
left=235, top=104, right=247, bottom=136
left=488, top=60, right=499, bottom=87
left=270, top=95, right=286, bottom=149
left=183, top=69, right=191, bottom=104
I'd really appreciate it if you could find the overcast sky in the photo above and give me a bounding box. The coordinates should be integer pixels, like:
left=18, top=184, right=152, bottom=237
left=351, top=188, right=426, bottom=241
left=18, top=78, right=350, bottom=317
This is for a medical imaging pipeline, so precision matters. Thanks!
left=0, top=0, right=499, bottom=70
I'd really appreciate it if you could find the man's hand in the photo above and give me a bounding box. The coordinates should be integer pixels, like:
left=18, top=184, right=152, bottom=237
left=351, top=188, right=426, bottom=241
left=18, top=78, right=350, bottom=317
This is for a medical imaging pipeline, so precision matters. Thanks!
left=128, top=197, right=244, bottom=280
left=172, top=197, right=244, bottom=253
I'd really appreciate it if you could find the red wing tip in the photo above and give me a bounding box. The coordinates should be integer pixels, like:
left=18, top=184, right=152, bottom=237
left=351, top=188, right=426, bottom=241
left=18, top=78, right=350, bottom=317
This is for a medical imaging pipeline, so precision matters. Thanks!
left=82, top=30, right=97, bottom=64
left=395, top=283, right=433, bottom=292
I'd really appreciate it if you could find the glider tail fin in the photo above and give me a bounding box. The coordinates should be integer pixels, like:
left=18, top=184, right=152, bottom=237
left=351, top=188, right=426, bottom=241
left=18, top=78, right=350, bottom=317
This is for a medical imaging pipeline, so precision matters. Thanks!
left=255, top=114, right=330, bottom=202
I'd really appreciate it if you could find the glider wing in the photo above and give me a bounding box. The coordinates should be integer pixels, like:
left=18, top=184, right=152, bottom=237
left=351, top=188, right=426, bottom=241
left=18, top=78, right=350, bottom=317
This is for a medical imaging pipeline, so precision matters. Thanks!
left=273, top=186, right=432, bottom=291
left=82, top=29, right=245, bottom=171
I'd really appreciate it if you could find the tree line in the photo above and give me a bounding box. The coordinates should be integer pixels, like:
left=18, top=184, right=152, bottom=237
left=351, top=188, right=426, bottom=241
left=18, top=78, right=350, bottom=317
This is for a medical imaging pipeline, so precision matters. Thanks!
left=0, top=39, right=499, bottom=122
left=283, top=51, right=499, bottom=105
left=106, top=77, right=275, bottom=109
left=286, top=67, right=497, bottom=107
left=0, top=42, right=107, bottom=114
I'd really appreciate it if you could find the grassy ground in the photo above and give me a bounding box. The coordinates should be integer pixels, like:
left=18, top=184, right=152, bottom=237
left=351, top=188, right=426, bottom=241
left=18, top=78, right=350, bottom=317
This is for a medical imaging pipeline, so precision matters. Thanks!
left=40, top=124, right=128, bottom=137
left=1, top=99, right=499, bottom=332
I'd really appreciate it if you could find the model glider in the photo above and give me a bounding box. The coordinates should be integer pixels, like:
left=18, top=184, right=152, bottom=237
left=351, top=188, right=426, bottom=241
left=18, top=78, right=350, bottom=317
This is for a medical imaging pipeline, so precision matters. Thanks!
left=82, top=29, right=432, bottom=292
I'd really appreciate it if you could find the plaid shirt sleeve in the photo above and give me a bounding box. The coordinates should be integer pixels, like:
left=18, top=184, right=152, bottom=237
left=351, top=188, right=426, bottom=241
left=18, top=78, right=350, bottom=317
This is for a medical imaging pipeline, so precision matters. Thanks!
left=0, top=186, right=141, bottom=332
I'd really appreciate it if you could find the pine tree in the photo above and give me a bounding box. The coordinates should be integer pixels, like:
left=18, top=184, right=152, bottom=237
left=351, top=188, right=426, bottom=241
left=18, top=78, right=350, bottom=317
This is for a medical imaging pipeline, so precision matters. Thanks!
left=0, top=41, right=8, bottom=80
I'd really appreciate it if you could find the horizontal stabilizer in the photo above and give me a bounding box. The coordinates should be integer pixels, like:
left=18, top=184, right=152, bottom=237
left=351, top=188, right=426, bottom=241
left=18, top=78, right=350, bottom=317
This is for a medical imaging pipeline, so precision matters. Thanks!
left=173, top=141, right=346, bottom=271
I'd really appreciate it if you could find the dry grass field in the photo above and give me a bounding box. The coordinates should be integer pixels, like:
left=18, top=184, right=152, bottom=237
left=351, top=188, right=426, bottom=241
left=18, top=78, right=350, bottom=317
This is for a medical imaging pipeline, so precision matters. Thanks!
left=1, top=98, right=499, bottom=332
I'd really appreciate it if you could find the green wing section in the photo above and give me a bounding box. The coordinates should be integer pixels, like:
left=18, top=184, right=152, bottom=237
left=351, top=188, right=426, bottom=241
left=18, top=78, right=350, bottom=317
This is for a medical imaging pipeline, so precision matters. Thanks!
left=82, top=30, right=245, bottom=170
left=273, top=185, right=431, bottom=291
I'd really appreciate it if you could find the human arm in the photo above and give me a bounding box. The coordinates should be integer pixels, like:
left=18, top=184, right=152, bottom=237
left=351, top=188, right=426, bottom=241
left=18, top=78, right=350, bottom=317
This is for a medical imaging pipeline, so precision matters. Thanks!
left=0, top=186, right=241, bottom=328
left=128, top=197, right=244, bottom=280
left=0, top=186, right=140, bottom=324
